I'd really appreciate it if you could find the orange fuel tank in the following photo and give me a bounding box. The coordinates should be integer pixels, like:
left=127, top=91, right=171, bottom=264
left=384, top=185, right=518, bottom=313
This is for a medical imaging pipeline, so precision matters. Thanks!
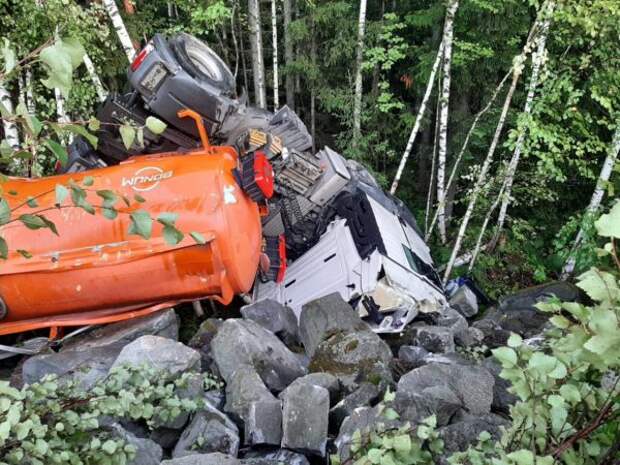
left=0, top=112, right=264, bottom=336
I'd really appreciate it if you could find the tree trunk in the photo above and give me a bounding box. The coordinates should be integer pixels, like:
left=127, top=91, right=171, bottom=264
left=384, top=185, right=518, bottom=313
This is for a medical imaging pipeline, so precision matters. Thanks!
left=283, top=0, right=294, bottom=110
left=248, top=0, right=267, bottom=108
left=425, top=68, right=512, bottom=240
left=25, top=70, right=35, bottom=115
left=561, top=126, right=620, bottom=278
left=436, top=0, right=459, bottom=244
left=352, top=0, right=368, bottom=145
left=443, top=65, right=523, bottom=283
left=102, top=0, right=136, bottom=62
left=492, top=1, right=555, bottom=248
left=83, top=53, right=108, bottom=102
left=310, top=19, right=317, bottom=152
left=390, top=41, right=444, bottom=194
left=424, top=76, right=442, bottom=235
left=237, top=6, right=249, bottom=95
left=230, top=0, right=240, bottom=79
left=0, top=84, right=20, bottom=150
left=271, top=0, right=279, bottom=109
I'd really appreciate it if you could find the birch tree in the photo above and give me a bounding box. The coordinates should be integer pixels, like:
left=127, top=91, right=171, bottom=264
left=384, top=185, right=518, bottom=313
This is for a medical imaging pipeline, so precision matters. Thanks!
left=390, top=41, right=444, bottom=194
left=83, top=53, right=108, bottom=102
left=443, top=57, right=526, bottom=283
left=436, top=0, right=459, bottom=244
left=271, top=0, right=280, bottom=109
left=352, top=0, right=368, bottom=145
left=491, top=1, right=555, bottom=248
left=102, top=0, right=136, bottom=62
left=283, top=0, right=294, bottom=110
left=0, top=83, right=20, bottom=150
left=248, top=0, right=267, bottom=109
left=561, top=125, right=620, bottom=278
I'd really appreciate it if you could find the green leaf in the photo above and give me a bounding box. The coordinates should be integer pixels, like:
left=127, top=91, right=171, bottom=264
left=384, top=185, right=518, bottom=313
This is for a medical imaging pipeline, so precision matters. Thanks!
left=383, top=407, right=399, bottom=420
left=119, top=124, right=136, bottom=150
left=507, top=333, right=523, bottom=348
left=584, top=333, right=620, bottom=355
left=59, top=37, right=86, bottom=68
left=17, top=249, right=32, bottom=259
left=547, top=361, right=567, bottom=379
left=18, top=213, right=47, bottom=230
left=128, top=209, right=152, bottom=239
left=134, top=194, right=146, bottom=203
left=26, top=196, right=38, bottom=208
left=559, top=384, right=581, bottom=404
left=393, top=434, right=412, bottom=454
left=101, top=439, right=117, bottom=455
left=190, top=231, right=207, bottom=244
left=506, top=449, right=534, bottom=465
left=96, top=190, right=118, bottom=208
left=0, top=139, right=13, bottom=158
left=39, top=41, right=74, bottom=97
left=45, top=139, right=68, bottom=167
left=549, top=315, right=570, bottom=329
left=2, top=38, right=16, bottom=74
left=0, top=237, right=7, bottom=259
left=83, top=176, right=94, bottom=187
left=163, top=225, right=184, bottom=245
left=576, top=269, right=620, bottom=302
left=145, top=116, right=167, bottom=135
left=102, top=207, right=118, bottom=220
left=594, top=201, right=620, bottom=238
left=157, top=212, right=178, bottom=226
left=492, top=347, right=517, bottom=367
left=65, top=124, right=98, bottom=148
left=0, top=198, right=11, bottom=225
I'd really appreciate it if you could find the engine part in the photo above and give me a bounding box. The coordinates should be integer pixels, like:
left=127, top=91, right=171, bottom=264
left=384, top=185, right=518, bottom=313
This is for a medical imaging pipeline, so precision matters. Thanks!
left=241, top=150, right=275, bottom=202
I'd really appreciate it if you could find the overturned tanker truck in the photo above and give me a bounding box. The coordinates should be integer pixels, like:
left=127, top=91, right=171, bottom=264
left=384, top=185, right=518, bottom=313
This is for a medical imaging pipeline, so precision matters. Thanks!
left=0, top=33, right=447, bottom=345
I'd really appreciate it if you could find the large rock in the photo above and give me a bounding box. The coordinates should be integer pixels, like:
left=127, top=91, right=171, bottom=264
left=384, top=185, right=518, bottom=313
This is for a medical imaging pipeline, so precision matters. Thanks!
left=485, top=281, right=583, bottom=338
left=285, top=372, right=341, bottom=405
left=413, top=326, right=455, bottom=353
left=241, top=299, right=299, bottom=347
left=299, top=293, right=368, bottom=357
left=103, top=421, right=163, bottom=465
left=211, top=319, right=306, bottom=391
left=482, top=357, right=517, bottom=413
left=398, top=345, right=430, bottom=370
left=438, top=413, right=510, bottom=454
left=434, top=307, right=468, bottom=334
left=309, top=330, right=392, bottom=392
left=62, top=310, right=178, bottom=351
left=173, top=403, right=240, bottom=458
left=111, top=335, right=200, bottom=375
left=224, top=366, right=278, bottom=422
left=454, top=327, right=485, bottom=348
left=153, top=372, right=205, bottom=430
left=471, top=319, right=511, bottom=349
left=281, top=383, right=329, bottom=456
left=241, top=449, right=310, bottom=465
left=22, top=345, right=121, bottom=389
left=396, top=363, right=494, bottom=425
left=244, top=399, right=282, bottom=446
left=449, top=286, right=479, bottom=318
left=161, top=453, right=241, bottom=465
left=329, top=382, right=381, bottom=430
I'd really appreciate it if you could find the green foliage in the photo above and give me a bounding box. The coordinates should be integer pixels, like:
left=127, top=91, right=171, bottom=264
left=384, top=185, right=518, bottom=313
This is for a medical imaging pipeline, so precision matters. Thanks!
left=0, top=364, right=220, bottom=465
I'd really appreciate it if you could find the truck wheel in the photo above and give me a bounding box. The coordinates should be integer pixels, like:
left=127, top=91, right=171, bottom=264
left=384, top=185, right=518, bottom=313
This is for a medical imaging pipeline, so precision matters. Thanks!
left=171, top=33, right=236, bottom=95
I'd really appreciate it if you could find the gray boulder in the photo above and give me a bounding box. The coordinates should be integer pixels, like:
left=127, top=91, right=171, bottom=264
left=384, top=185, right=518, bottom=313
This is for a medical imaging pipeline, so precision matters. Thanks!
left=485, top=281, right=582, bottom=338
left=455, top=327, right=485, bottom=348
left=471, top=319, right=511, bottom=349
left=188, top=318, right=224, bottom=373
left=482, top=357, right=517, bottom=413
left=244, top=398, right=282, bottom=446
left=396, top=363, right=494, bottom=425
left=398, top=345, right=430, bottom=369
left=329, top=382, right=381, bottom=429
left=434, top=307, right=468, bottom=334
left=438, top=413, right=510, bottom=454
left=241, top=449, right=310, bottom=465
left=173, top=403, right=240, bottom=458
left=285, top=372, right=341, bottom=405
left=281, top=383, right=329, bottom=456
left=241, top=299, right=299, bottom=346
left=413, top=326, right=455, bottom=353
left=111, top=335, right=200, bottom=375
left=161, top=453, right=241, bottom=465
left=103, top=422, right=162, bottom=465
left=211, top=319, right=306, bottom=391
left=224, top=366, right=278, bottom=422
left=22, top=345, right=121, bottom=389
left=299, top=293, right=368, bottom=357
left=154, top=372, right=205, bottom=430
left=449, top=286, right=479, bottom=318
left=309, top=330, right=392, bottom=392
left=62, top=310, right=178, bottom=352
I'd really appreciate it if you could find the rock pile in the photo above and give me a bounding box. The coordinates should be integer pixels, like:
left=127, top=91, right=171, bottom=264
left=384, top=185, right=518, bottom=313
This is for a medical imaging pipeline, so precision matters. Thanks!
left=4, top=281, right=582, bottom=465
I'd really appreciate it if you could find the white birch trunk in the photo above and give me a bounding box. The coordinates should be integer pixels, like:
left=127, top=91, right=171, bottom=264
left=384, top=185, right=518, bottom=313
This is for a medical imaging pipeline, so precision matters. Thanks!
left=283, top=0, right=294, bottom=110
left=83, top=53, right=108, bottom=102
left=310, top=20, right=317, bottom=152
left=390, top=41, right=444, bottom=194
left=561, top=125, right=620, bottom=278
left=436, top=0, right=459, bottom=244
left=492, top=2, right=555, bottom=247
left=425, top=69, right=512, bottom=241
left=0, top=83, right=20, bottom=150
left=424, top=79, right=441, bottom=235
left=102, top=0, right=136, bottom=62
left=352, top=0, right=368, bottom=145
left=248, top=0, right=267, bottom=108
left=25, top=70, right=35, bottom=115
left=271, top=0, right=279, bottom=109
left=443, top=66, right=523, bottom=283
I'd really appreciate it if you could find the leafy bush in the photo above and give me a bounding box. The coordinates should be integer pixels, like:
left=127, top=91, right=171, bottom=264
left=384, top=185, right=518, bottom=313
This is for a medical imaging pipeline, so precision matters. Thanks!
left=0, top=364, right=220, bottom=465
